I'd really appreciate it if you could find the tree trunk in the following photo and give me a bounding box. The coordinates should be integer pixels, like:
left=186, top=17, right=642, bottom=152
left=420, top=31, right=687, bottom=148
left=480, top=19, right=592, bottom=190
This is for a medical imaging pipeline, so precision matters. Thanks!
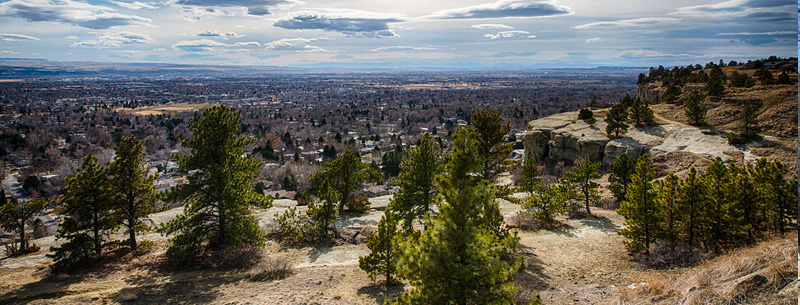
left=93, top=207, right=101, bottom=256
left=128, top=198, right=137, bottom=250
left=18, top=222, right=25, bottom=253
left=218, top=204, right=226, bottom=248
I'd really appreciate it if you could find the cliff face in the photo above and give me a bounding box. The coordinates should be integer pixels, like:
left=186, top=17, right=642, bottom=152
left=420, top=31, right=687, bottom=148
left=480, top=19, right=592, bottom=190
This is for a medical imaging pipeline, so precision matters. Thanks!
left=523, top=109, right=760, bottom=167
left=637, top=84, right=662, bottom=104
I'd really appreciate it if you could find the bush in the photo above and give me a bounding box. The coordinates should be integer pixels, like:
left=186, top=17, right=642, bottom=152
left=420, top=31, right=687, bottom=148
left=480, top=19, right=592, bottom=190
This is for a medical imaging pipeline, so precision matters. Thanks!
left=632, top=241, right=705, bottom=269
left=207, top=245, right=263, bottom=269
left=250, top=256, right=294, bottom=281
left=269, top=207, right=326, bottom=244
left=135, top=240, right=154, bottom=254
left=578, top=108, right=593, bottom=120
left=346, top=195, right=371, bottom=213
left=4, top=240, right=40, bottom=257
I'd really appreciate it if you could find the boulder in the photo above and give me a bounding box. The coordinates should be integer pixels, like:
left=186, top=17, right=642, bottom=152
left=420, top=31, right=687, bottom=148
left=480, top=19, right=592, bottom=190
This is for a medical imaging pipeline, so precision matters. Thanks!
left=603, top=138, right=647, bottom=166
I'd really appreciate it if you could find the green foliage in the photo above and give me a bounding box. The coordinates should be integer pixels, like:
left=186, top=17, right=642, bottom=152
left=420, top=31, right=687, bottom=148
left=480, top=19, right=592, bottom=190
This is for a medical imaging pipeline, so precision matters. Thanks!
left=272, top=207, right=326, bottom=244
left=656, top=173, right=681, bottom=250
left=359, top=210, right=400, bottom=287
left=108, top=136, right=156, bottom=251
left=677, top=167, right=703, bottom=246
left=159, top=106, right=272, bottom=265
left=618, top=154, right=659, bottom=254
left=347, top=195, right=371, bottom=214
left=629, top=98, right=655, bottom=126
left=589, top=97, right=600, bottom=110
left=732, top=99, right=761, bottom=143
left=706, top=68, right=726, bottom=96
left=777, top=71, right=793, bottom=85
left=516, top=153, right=539, bottom=195
left=470, top=108, right=514, bottom=182
left=308, top=148, right=380, bottom=218
left=754, top=68, right=775, bottom=85
left=392, top=127, right=522, bottom=305
left=578, top=108, right=593, bottom=120
left=522, top=178, right=576, bottom=222
left=388, top=133, right=442, bottom=234
left=381, top=146, right=403, bottom=178
left=49, top=154, right=116, bottom=272
left=752, top=159, right=797, bottom=235
left=662, top=85, right=682, bottom=104
left=564, top=157, right=601, bottom=215
left=700, top=158, right=741, bottom=254
left=684, top=90, right=707, bottom=125
left=728, top=71, right=756, bottom=88
left=608, top=154, right=636, bottom=203
left=0, top=196, right=46, bottom=255
left=604, top=102, right=629, bottom=137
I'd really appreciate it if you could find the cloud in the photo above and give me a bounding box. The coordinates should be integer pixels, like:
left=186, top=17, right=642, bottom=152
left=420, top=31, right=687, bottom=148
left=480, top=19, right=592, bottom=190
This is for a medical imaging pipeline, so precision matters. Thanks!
left=110, top=1, right=157, bottom=10
left=0, top=33, right=40, bottom=42
left=670, top=0, right=792, bottom=18
left=717, top=31, right=795, bottom=36
left=585, top=37, right=601, bottom=43
left=617, top=50, right=693, bottom=59
left=0, top=0, right=152, bottom=29
left=490, top=51, right=538, bottom=57
left=429, top=0, right=572, bottom=19
left=264, top=38, right=330, bottom=53
left=369, top=46, right=439, bottom=52
left=175, top=0, right=291, bottom=16
left=71, top=32, right=153, bottom=49
left=172, top=39, right=261, bottom=52
left=573, top=17, right=681, bottom=29
left=274, top=10, right=403, bottom=37
left=197, top=30, right=245, bottom=39
left=471, top=23, right=513, bottom=29
left=483, top=30, right=534, bottom=40
left=0, top=51, right=21, bottom=55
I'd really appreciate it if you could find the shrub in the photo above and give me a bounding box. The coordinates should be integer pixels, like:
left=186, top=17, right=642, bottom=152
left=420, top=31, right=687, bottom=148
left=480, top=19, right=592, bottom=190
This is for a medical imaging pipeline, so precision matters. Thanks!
left=578, top=108, right=593, bottom=120
left=346, top=195, right=371, bottom=213
left=250, top=256, right=294, bottom=281
left=269, top=207, right=326, bottom=244
left=207, top=245, right=263, bottom=269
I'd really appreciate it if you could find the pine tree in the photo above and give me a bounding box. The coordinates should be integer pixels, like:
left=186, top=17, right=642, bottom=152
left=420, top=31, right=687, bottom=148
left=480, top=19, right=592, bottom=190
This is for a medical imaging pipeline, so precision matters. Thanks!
left=700, top=158, right=738, bottom=254
left=629, top=98, right=655, bottom=126
left=108, top=136, right=156, bottom=251
left=656, top=173, right=680, bottom=251
left=589, top=97, right=600, bottom=110
left=49, top=154, right=116, bottom=271
left=608, top=154, right=636, bottom=203
left=604, top=103, right=629, bottom=137
left=618, top=154, right=659, bottom=254
left=677, top=167, right=703, bottom=246
left=0, top=196, right=46, bottom=255
left=727, top=163, right=759, bottom=241
left=470, top=108, right=513, bottom=182
left=388, top=133, right=442, bottom=233
left=523, top=178, right=576, bottom=222
left=517, top=153, right=540, bottom=195
left=307, top=148, right=380, bottom=214
left=662, top=85, right=681, bottom=104
left=684, top=90, right=707, bottom=125
left=752, top=159, right=798, bottom=236
left=564, top=156, right=601, bottom=215
left=160, top=106, right=272, bottom=264
left=359, top=210, right=400, bottom=287
left=736, top=99, right=761, bottom=141
left=392, top=127, right=522, bottom=305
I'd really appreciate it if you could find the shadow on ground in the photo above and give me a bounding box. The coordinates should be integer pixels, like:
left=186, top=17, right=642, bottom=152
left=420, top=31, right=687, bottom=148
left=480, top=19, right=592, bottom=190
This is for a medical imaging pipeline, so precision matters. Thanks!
left=357, top=283, right=405, bottom=303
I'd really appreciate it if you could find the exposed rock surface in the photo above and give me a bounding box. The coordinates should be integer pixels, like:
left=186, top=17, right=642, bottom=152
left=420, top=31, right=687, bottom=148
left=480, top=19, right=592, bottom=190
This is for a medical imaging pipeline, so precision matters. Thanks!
left=524, top=109, right=752, bottom=167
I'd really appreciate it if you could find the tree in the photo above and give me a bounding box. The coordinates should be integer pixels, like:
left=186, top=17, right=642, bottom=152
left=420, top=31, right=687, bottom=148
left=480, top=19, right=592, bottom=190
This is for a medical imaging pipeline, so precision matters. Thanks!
left=656, top=173, right=680, bottom=251
left=684, top=90, right=707, bottom=125
left=728, top=163, right=759, bottom=241
left=307, top=148, right=380, bottom=215
left=662, top=85, right=682, bottom=104
left=388, top=133, right=442, bottom=233
left=736, top=100, right=761, bottom=140
left=578, top=108, right=593, bottom=120
left=108, top=137, right=156, bottom=251
left=706, top=73, right=725, bottom=96
left=381, top=146, right=403, bottom=178
left=629, top=98, right=655, bottom=126
left=754, top=68, right=775, bottom=85
left=677, top=167, right=703, bottom=246
left=729, top=71, right=756, bottom=88
left=604, top=103, right=629, bottom=137
left=564, top=157, right=601, bottom=215
left=359, top=210, right=400, bottom=287
left=589, top=97, right=600, bottom=110
left=700, top=158, right=739, bottom=254
left=752, top=159, right=797, bottom=236
left=777, top=71, right=793, bottom=85
left=49, top=154, right=116, bottom=271
left=0, top=196, right=46, bottom=255
left=517, top=153, right=540, bottom=195
left=160, top=106, right=272, bottom=264
left=523, top=178, right=576, bottom=222
left=608, top=154, right=636, bottom=203
left=618, top=154, right=659, bottom=254
left=470, top=108, right=513, bottom=182
left=392, top=127, right=522, bottom=305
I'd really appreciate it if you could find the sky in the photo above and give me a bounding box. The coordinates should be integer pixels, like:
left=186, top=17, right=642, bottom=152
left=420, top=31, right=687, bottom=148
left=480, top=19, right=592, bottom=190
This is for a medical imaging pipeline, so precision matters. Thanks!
left=0, top=0, right=796, bottom=69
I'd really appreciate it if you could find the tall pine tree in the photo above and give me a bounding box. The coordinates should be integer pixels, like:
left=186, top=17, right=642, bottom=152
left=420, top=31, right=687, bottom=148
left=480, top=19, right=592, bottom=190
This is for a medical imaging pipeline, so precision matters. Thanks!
left=565, top=156, right=601, bottom=215
left=618, top=154, right=659, bottom=254
left=108, top=136, right=157, bottom=251
left=388, top=133, right=442, bottom=233
left=470, top=108, right=514, bottom=182
left=700, top=158, right=739, bottom=254
left=608, top=154, right=636, bottom=203
left=359, top=210, right=400, bottom=287
left=677, top=167, right=703, bottom=246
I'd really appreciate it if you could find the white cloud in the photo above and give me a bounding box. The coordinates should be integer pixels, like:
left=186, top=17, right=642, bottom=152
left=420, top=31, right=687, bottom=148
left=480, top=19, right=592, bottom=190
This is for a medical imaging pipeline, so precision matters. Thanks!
left=274, top=10, right=403, bottom=37
left=0, top=0, right=152, bottom=29
left=428, top=0, right=573, bottom=19
left=483, top=30, right=532, bottom=40
left=617, top=50, right=693, bottom=58
left=585, top=37, right=601, bottom=43
left=0, top=50, right=21, bottom=54
left=197, top=30, right=245, bottom=39
left=71, top=32, right=153, bottom=49
left=573, top=17, right=681, bottom=29
left=471, top=24, right=513, bottom=29
left=717, top=31, right=795, bottom=36
left=264, top=38, right=330, bottom=53
left=172, top=39, right=261, bottom=52
left=110, top=1, right=157, bottom=10
left=0, top=33, right=40, bottom=42
left=369, top=46, right=439, bottom=52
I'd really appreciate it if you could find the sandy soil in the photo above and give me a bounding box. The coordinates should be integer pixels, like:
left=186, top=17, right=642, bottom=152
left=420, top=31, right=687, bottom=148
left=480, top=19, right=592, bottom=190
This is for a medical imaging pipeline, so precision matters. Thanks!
left=118, top=103, right=208, bottom=116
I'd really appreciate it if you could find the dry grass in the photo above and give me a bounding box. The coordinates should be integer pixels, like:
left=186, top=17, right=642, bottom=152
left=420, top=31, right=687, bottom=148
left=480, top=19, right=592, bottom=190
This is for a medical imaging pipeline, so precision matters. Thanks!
left=249, top=256, right=294, bottom=281
left=615, top=233, right=797, bottom=304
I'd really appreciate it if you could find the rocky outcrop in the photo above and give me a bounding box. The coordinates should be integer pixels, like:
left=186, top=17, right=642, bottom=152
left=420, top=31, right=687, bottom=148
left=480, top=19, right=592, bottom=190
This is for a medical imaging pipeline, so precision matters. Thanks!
left=638, top=84, right=662, bottom=104
left=524, top=109, right=747, bottom=167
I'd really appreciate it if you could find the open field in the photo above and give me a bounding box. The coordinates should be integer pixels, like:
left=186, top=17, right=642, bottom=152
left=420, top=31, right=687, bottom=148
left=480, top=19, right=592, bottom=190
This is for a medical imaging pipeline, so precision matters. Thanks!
left=119, top=103, right=208, bottom=116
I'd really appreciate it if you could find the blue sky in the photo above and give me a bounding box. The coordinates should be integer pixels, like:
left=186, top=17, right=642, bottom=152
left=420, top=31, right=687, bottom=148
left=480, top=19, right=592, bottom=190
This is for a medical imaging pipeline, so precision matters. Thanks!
left=0, top=0, right=796, bottom=68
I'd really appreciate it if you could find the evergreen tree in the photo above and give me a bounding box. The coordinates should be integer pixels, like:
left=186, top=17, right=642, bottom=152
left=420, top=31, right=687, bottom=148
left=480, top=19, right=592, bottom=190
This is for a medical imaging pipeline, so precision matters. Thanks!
left=777, top=71, right=793, bottom=85
left=523, top=178, right=576, bottom=222
left=381, top=146, right=403, bottom=178
left=736, top=99, right=761, bottom=140
left=589, top=97, right=600, bottom=110
left=160, top=106, right=272, bottom=264
left=388, top=133, right=442, bottom=233
left=517, top=153, right=540, bottom=195
left=564, top=157, right=601, bottom=215
left=752, top=159, right=798, bottom=235
left=684, top=90, right=707, bottom=125
left=677, top=167, right=703, bottom=246
left=700, top=158, right=739, bottom=254
left=470, top=108, right=513, bottom=182
left=608, top=154, right=635, bottom=203
left=392, top=127, right=522, bottom=305
left=307, top=148, right=380, bottom=214
left=629, top=98, right=655, bottom=126
left=49, top=154, right=116, bottom=271
left=728, top=163, right=759, bottom=242
left=0, top=196, right=46, bottom=254
left=662, top=85, right=681, bottom=104
left=656, top=173, right=680, bottom=251
left=359, top=210, right=400, bottom=287
left=604, top=103, right=629, bottom=137
left=108, top=136, right=156, bottom=251
left=618, top=154, right=659, bottom=254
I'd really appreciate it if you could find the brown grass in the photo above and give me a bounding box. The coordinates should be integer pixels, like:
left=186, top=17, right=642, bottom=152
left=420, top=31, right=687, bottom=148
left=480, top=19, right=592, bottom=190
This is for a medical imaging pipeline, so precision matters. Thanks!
left=614, top=233, right=797, bottom=304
